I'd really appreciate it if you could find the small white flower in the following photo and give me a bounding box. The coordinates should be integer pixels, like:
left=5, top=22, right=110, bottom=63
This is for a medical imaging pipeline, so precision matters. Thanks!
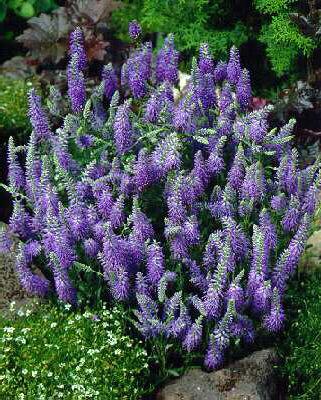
left=3, top=327, right=15, bottom=334
left=47, top=371, right=53, bottom=377
left=25, top=309, right=32, bottom=317
left=31, top=370, right=38, bottom=378
left=22, top=369, right=28, bottom=375
left=50, top=322, right=58, bottom=329
left=65, top=304, right=72, bottom=310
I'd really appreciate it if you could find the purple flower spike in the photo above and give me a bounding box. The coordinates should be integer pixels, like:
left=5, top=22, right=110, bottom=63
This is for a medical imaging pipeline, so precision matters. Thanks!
left=213, top=61, right=227, bottom=82
left=69, top=27, right=87, bottom=71
left=129, top=20, right=142, bottom=40
left=28, top=89, right=52, bottom=139
left=102, top=63, right=118, bottom=100
left=263, top=288, right=285, bottom=332
left=227, top=46, right=241, bottom=85
left=199, top=43, right=214, bottom=74
left=236, top=68, right=252, bottom=109
left=114, top=101, right=133, bottom=154
left=156, top=34, right=179, bottom=84
left=67, top=54, right=86, bottom=113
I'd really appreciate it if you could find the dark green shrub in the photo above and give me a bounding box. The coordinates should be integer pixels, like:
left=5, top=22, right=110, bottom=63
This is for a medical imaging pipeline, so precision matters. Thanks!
left=0, top=302, right=150, bottom=399
left=280, top=272, right=321, bottom=399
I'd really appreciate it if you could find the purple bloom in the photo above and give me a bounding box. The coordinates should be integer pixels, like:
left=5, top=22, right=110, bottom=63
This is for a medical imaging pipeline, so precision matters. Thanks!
left=7, top=137, right=25, bottom=191
left=76, top=134, right=94, bottom=149
left=16, top=247, right=50, bottom=297
left=227, top=144, right=245, bottom=190
left=84, top=238, right=100, bottom=258
left=227, top=46, right=241, bottom=84
left=156, top=34, right=179, bottom=84
left=271, top=193, right=287, bottom=211
left=236, top=68, right=252, bottom=109
left=204, top=335, right=224, bottom=370
left=249, top=116, right=268, bottom=144
left=241, top=162, right=266, bottom=203
left=114, top=101, right=133, bottom=154
left=219, top=83, right=233, bottom=114
left=131, top=203, right=154, bottom=242
left=183, top=316, right=203, bottom=352
left=213, top=61, right=227, bottom=82
left=281, top=196, right=300, bottom=232
left=151, top=133, right=181, bottom=177
left=67, top=54, right=86, bottom=113
left=263, top=288, right=285, bottom=332
left=109, top=196, right=125, bottom=229
left=134, top=149, right=157, bottom=191
left=53, top=267, right=77, bottom=305
left=146, top=242, right=165, bottom=285
left=199, top=43, right=214, bottom=74
left=28, top=89, right=52, bottom=139
left=69, top=27, right=87, bottom=71
left=129, top=20, right=142, bottom=40
left=102, top=63, right=118, bottom=100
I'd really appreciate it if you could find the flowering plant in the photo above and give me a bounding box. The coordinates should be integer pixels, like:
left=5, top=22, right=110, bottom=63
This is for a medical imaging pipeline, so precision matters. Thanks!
left=1, top=22, right=320, bottom=369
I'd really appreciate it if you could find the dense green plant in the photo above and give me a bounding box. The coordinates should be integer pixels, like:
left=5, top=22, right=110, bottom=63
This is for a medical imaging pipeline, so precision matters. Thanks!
left=0, top=77, right=33, bottom=137
left=255, top=0, right=318, bottom=77
left=111, top=0, right=321, bottom=90
left=0, top=0, right=57, bottom=21
left=0, top=302, right=150, bottom=399
left=279, top=272, right=321, bottom=399
left=112, top=0, right=250, bottom=60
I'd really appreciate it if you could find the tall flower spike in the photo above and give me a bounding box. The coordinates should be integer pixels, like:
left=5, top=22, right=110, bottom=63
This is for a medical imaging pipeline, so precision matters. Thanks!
left=263, top=287, right=285, bottom=332
left=227, top=46, right=241, bottom=84
left=28, top=89, right=52, bottom=139
left=146, top=241, right=165, bottom=286
left=16, top=243, right=50, bottom=297
left=241, top=162, right=266, bottom=203
left=183, top=315, right=204, bottom=352
left=213, top=61, right=227, bottom=82
left=67, top=53, right=86, bottom=113
left=227, top=143, right=245, bottom=190
left=156, top=34, right=179, bottom=84
left=236, top=68, right=252, bottom=109
left=199, top=43, right=214, bottom=74
left=7, top=137, right=25, bottom=191
left=69, top=27, right=87, bottom=71
left=113, top=100, right=133, bottom=154
left=102, top=63, right=118, bottom=100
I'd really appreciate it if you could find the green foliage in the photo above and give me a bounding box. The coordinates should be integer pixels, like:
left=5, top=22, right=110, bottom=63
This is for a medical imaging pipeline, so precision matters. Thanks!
left=112, top=0, right=250, bottom=59
left=279, top=272, right=321, bottom=399
left=0, top=302, right=151, bottom=399
left=259, top=13, right=316, bottom=76
left=0, top=77, right=33, bottom=137
left=254, top=0, right=296, bottom=14
left=0, top=0, right=57, bottom=21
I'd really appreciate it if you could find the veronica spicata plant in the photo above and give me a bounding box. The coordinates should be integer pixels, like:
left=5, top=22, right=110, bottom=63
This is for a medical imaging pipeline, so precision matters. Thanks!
left=1, top=22, right=321, bottom=370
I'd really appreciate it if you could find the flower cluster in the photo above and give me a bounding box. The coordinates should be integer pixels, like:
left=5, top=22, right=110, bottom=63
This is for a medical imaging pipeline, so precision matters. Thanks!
left=3, top=22, right=320, bottom=369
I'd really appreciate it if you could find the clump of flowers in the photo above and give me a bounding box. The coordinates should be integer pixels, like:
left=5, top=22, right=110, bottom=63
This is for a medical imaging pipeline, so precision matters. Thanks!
left=2, top=21, right=321, bottom=369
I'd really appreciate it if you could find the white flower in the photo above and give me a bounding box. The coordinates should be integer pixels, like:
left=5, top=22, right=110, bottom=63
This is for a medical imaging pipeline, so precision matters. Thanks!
left=25, top=309, right=32, bottom=317
left=22, top=369, right=28, bottom=375
left=31, top=370, right=38, bottom=378
left=50, top=322, right=58, bottom=328
left=47, top=371, right=53, bottom=377
left=3, top=327, right=15, bottom=334
left=65, top=304, right=72, bottom=310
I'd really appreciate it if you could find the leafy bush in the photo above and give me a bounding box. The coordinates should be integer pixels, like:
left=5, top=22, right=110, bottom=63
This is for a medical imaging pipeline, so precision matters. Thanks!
left=1, top=23, right=320, bottom=371
left=111, top=0, right=321, bottom=87
left=0, top=301, right=150, bottom=399
left=279, top=273, right=321, bottom=399
left=0, top=77, right=32, bottom=137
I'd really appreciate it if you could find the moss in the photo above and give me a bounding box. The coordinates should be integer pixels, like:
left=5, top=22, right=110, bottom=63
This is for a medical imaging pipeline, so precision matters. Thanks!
left=0, top=77, right=34, bottom=140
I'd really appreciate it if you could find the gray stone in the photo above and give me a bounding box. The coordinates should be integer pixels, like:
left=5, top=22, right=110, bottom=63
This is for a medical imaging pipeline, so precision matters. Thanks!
left=156, top=348, right=281, bottom=400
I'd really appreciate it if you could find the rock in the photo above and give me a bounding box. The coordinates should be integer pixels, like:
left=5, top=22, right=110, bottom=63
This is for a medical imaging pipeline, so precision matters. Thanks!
left=156, top=348, right=281, bottom=400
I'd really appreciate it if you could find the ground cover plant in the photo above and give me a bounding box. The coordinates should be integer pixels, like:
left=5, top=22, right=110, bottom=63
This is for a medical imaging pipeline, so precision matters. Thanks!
left=0, top=301, right=150, bottom=399
left=278, top=271, right=321, bottom=399
left=1, top=21, right=321, bottom=372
